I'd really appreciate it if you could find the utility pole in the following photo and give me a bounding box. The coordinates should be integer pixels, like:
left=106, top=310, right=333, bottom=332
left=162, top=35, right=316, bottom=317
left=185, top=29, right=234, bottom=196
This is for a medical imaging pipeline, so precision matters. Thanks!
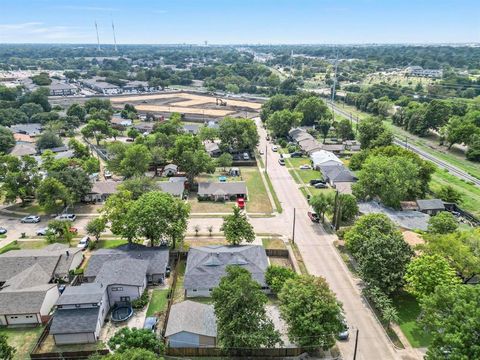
left=333, top=190, right=339, bottom=229
left=292, top=208, right=296, bottom=243
left=353, top=329, right=359, bottom=360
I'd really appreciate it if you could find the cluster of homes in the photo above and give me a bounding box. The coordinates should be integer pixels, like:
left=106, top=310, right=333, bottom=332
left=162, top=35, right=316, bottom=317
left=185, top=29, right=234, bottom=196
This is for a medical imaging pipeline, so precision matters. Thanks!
left=289, top=128, right=358, bottom=193
left=405, top=66, right=443, bottom=78
left=0, top=242, right=270, bottom=349
left=80, top=77, right=160, bottom=96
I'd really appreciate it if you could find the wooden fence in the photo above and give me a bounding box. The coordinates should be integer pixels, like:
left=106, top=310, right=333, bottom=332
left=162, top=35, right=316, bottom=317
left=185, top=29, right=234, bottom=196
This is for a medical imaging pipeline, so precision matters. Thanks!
left=166, top=346, right=308, bottom=357
left=161, top=256, right=182, bottom=337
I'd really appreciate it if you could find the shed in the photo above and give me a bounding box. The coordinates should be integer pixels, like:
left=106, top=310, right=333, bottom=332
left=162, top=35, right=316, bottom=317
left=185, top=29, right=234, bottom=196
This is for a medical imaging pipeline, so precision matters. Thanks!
left=416, top=199, right=445, bottom=215
left=162, top=164, right=178, bottom=177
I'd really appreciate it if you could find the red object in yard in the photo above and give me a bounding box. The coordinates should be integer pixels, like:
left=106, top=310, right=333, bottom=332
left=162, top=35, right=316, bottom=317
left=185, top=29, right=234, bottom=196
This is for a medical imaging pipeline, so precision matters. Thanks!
left=237, top=197, right=245, bottom=209
left=69, top=227, right=78, bottom=234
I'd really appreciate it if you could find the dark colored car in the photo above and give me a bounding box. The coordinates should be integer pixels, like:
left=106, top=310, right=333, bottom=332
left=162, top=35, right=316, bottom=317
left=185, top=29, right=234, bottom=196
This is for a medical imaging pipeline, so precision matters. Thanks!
left=290, top=152, right=303, bottom=158
left=314, top=183, right=328, bottom=189
left=310, top=179, right=326, bottom=186
left=143, top=317, right=158, bottom=332
left=307, top=211, right=320, bottom=223
left=0, top=227, right=7, bottom=235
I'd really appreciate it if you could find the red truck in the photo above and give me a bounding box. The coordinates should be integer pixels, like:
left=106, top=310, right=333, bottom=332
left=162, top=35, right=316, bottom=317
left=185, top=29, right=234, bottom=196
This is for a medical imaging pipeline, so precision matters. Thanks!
left=307, top=211, right=320, bottom=223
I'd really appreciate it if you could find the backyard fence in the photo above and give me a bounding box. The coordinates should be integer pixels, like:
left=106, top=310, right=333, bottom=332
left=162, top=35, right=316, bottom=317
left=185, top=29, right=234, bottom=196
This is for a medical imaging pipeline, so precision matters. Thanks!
left=161, top=255, right=182, bottom=337
left=165, top=346, right=309, bottom=358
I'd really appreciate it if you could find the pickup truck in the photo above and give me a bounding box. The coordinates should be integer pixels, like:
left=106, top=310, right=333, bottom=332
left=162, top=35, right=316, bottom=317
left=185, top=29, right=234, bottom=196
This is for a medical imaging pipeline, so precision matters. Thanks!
left=307, top=211, right=320, bottom=223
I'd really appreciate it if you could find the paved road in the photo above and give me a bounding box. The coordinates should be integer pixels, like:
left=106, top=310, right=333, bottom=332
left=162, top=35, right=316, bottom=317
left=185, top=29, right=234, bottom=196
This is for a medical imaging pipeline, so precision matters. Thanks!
left=327, top=100, right=480, bottom=187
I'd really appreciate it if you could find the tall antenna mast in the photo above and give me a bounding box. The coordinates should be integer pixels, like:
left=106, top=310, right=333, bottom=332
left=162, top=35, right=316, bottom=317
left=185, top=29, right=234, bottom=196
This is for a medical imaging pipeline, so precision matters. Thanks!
left=331, top=48, right=339, bottom=102
left=112, top=20, right=118, bottom=52
left=95, top=21, right=101, bottom=51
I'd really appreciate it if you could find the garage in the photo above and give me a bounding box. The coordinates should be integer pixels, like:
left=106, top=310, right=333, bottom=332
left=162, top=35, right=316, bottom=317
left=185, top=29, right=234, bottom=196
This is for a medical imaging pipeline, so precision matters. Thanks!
left=6, top=314, right=39, bottom=325
left=53, top=332, right=96, bottom=345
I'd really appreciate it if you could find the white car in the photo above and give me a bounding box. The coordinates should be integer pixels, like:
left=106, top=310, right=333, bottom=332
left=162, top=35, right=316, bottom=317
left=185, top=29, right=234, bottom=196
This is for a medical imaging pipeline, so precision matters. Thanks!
left=55, top=214, right=77, bottom=222
left=77, top=236, right=90, bottom=250
left=21, top=215, right=41, bottom=223
left=36, top=227, right=53, bottom=236
left=299, top=164, right=312, bottom=170
left=271, top=145, right=278, bottom=152
left=259, top=149, right=264, bottom=155
left=104, top=170, right=112, bottom=179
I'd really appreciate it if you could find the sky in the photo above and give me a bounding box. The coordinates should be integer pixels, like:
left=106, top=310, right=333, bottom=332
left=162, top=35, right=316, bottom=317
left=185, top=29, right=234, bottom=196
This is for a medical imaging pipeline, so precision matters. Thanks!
left=0, top=0, right=478, bottom=45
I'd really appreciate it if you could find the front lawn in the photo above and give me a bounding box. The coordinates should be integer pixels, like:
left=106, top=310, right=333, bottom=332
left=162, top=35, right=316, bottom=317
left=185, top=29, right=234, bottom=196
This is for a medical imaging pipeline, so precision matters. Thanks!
left=262, top=237, right=286, bottom=250
left=0, top=240, right=47, bottom=254
left=286, top=157, right=310, bottom=168
left=295, top=169, right=322, bottom=184
left=392, top=292, right=432, bottom=348
left=0, top=326, right=44, bottom=360
left=96, top=239, right=128, bottom=249
left=146, top=289, right=169, bottom=317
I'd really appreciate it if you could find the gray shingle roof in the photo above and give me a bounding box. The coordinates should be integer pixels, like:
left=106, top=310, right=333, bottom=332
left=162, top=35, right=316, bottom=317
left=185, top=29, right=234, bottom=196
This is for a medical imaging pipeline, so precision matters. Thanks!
left=50, top=307, right=100, bottom=335
left=165, top=301, right=217, bottom=338
left=416, top=199, right=445, bottom=211
left=184, top=245, right=268, bottom=290
left=197, top=182, right=247, bottom=197
left=91, top=181, right=119, bottom=195
left=9, top=123, right=42, bottom=136
left=320, top=164, right=357, bottom=183
left=10, top=143, right=37, bottom=157
left=95, top=258, right=149, bottom=287
left=56, top=283, right=105, bottom=306
left=84, top=244, right=169, bottom=279
left=2, top=263, right=51, bottom=290
left=0, top=284, right=57, bottom=314
left=157, top=181, right=184, bottom=197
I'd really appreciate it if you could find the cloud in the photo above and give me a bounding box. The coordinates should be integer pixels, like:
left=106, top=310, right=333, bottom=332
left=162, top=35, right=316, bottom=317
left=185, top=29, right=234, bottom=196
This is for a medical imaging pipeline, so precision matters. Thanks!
left=54, top=5, right=119, bottom=12
left=0, top=22, right=43, bottom=30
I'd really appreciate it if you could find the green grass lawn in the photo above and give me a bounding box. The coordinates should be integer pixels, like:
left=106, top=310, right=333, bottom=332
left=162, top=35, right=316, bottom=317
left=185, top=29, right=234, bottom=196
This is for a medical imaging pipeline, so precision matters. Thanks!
left=264, top=171, right=282, bottom=213
left=286, top=157, right=310, bottom=168
left=146, top=289, right=169, bottom=317
left=6, top=203, right=62, bottom=216
left=262, top=237, right=286, bottom=250
left=0, top=326, right=44, bottom=360
left=96, top=239, right=128, bottom=249
left=430, top=169, right=480, bottom=218
left=392, top=292, right=432, bottom=348
left=173, top=260, right=186, bottom=303
left=0, top=240, right=47, bottom=254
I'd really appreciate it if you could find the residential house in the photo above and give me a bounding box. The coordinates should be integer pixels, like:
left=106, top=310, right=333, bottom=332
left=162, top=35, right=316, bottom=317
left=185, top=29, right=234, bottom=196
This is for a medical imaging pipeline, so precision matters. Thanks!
left=183, top=124, right=200, bottom=134
left=165, top=301, right=217, bottom=348
left=134, top=122, right=155, bottom=134
left=310, top=150, right=342, bottom=170
left=10, top=143, right=37, bottom=157
left=298, top=138, right=322, bottom=155
left=157, top=181, right=185, bottom=198
left=9, top=123, right=42, bottom=137
left=197, top=182, right=247, bottom=201
left=111, top=116, right=133, bottom=130
left=0, top=244, right=83, bottom=326
left=83, top=181, right=119, bottom=203
left=49, top=81, right=76, bottom=96
left=321, top=144, right=345, bottom=155
left=416, top=199, right=445, bottom=215
left=319, top=164, right=357, bottom=194
left=184, top=245, right=269, bottom=297
left=162, top=164, right=178, bottom=177
left=81, top=77, right=120, bottom=95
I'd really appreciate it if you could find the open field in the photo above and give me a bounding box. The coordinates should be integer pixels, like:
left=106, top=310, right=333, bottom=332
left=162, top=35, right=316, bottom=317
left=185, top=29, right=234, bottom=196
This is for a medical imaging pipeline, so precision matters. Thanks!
left=0, top=326, right=43, bottom=360
left=135, top=104, right=235, bottom=116
left=362, top=73, right=435, bottom=87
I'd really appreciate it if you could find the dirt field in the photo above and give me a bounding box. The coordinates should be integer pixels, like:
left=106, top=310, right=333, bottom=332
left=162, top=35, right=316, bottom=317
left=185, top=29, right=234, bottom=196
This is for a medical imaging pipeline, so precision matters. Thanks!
left=135, top=104, right=235, bottom=116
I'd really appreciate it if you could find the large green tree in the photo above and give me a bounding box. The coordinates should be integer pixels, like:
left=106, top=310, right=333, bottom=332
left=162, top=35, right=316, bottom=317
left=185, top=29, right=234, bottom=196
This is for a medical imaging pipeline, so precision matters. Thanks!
left=266, top=109, right=302, bottom=138
left=101, top=191, right=136, bottom=244
left=108, top=327, right=164, bottom=355
left=120, top=144, right=152, bottom=178
left=89, top=348, right=159, bottom=360
left=221, top=206, right=255, bottom=245
left=218, top=117, right=259, bottom=152
left=265, top=265, right=297, bottom=294
left=309, top=192, right=334, bottom=223
left=294, top=97, right=330, bottom=126
left=212, top=266, right=281, bottom=350
left=86, top=217, right=107, bottom=241
left=279, top=275, right=342, bottom=349
left=357, top=117, right=393, bottom=149
left=36, top=177, right=71, bottom=212
left=345, top=214, right=413, bottom=295
left=421, top=285, right=480, bottom=360
left=51, top=167, right=92, bottom=203
left=404, top=254, right=460, bottom=300
left=81, top=119, right=112, bottom=145
left=67, top=103, right=86, bottom=122
left=336, top=118, right=355, bottom=140
left=0, top=155, right=40, bottom=204
left=427, top=212, right=458, bottom=234
left=36, top=131, right=63, bottom=150
left=0, top=126, right=15, bottom=154
left=0, top=334, right=15, bottom=360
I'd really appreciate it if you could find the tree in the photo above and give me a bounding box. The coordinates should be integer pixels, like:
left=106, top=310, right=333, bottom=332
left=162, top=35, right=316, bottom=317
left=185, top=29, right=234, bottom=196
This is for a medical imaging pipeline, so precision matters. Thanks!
left=352, top=155, right=421, bottom=208
left=19, top=102, right=43, bottom=118
left=221, top=206, right=255, bottom=245
left=81, top=119, right=112, bottom=145
left=120, top=144, right=152, bottom=178
left=345, top=214, right=413, bottom=295
left=294, top=97, right=330, bottom=126
left=88, top=348, right=159, bottom=360
left=36, top=131, right=63, bottom=150
left=279, top=275, right=342, bottom=349
left=198, top=126, right=219, bottom=142
left=420, top=285, right=480, bottom=360
left=0, top=126, right=14, bottom=153
left=466, top=133, right=480, bottom=162
left=336, top=118, right=355, bottom=140
left=82, top=157, right=100, bottom=174
left=266, top=109, right=302, bottom=138
left=127, top=127, right=141, bottom=140
left=428, top=212, right=458, bottom=234
left=404, top=254, right=460, bottom=300
left=357, top=117, right=393, bottom=149
left=434, top=185, right=463, bottom=203
left=51, top=167, right=92, bottom=203
left=101, top=191, right=136, bottom=244
left=86, top=217, right=107, bottom=241
left=126, top=191, right=190, bottom=248
left=265, top=265, right=297, bottom=294
left=309, top=192, right=334, bottom=223
left=36, top=177, right=71, bottom=212
left=443, top=116, right=479, bottom=149
left=317, top=119, right=332, bottom=143
left=218, top=117, right=259, bottom=153
left=31, top=72, right=51, bottom=86
left=338, top=193, right=359, bottom=224
left=20, top=87, right=51, bottom=111
left=108, top=327, right=164, bottom=354
left=68, top=138, right=90, bottom=159
left=216, top=152, right=233, bottom=171
left=119, top=177, right=156, bottom=200
left=0, top=155, right=40, bottom=205
left=0, top=334, right=15, bottom=360
left=212, top=266, right=281, bottom=350
left=67, top=103, right=86, bottom=122
left=47, top=219, right=74, bottom=245
left=84, top=98, right=112, bottom=113
left=260, top=94, right=292, bottom=122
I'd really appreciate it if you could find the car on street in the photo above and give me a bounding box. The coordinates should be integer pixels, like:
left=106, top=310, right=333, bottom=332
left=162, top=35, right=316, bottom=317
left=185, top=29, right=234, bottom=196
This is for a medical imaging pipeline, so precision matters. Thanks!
left=55, top=214, right=77, bottom=222
left=77, top=236, right=90, bottom=250
left=21, top=215, right=41, bottom=223
left=259, top=149, right=264, bottom=155
left=143, top=317, right=158, bottom=332
left=309, top=179, right=326, bottom=186
left=307, top=211, right=320, bottom=223
left=36, top=227, right=53, bottom=236
left=299, top=164, right=312, bottom=170
left=314, top=182, right=328, bottom=189
left=338, top=317, right=349, bottom=340
left=0, top=227, right=7, bottom=235
left=278, top=158, right=285, bottom=165
left=271, top=145, right=278, bottom=152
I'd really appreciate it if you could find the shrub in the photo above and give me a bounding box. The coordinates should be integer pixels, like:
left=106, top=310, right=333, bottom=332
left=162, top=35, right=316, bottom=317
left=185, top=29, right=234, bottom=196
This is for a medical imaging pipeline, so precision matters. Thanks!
left=278, top=138, right=287, bottom=148
left=265, top=265, right=298, bottom=294
left=131, top=290, right=149, bottom=309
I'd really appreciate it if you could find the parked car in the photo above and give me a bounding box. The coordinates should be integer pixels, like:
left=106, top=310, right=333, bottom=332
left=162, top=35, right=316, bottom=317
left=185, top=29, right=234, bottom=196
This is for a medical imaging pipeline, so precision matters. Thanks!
left=104, top=170, right=112, bottom=179
left=307, top=211, right=320, bottom=223
left=55, top=214, right=77, bottom=221
left=259, top=149, right=264, bottom=155
left=77, top=236, right=90, bottom=250
left=309, top=179, right=326, bottom=186
left=237, top=197, right=245, bottom=209
left=338, top=317, right=349, bottom=340
left=0, top=227, right=7, bottom=235
left=243, top=152, right=250, bottom=160
left=299, top=164, right=312, bottom=170
left=266, top=135, right=270, bottom=141
left=143, top=317, right=158, bottom=332
left=314, top=182, right=328, bottom=189
left=125, top=138, right=134, bottom=142
left=271, top=145, right=278, bottom=152
left=290, top=152, right=303, bottom=158
left=21, top=215, right=41, bottom=223
left=36, top=227, right=53, bottom=236
left=278, top=158, right=285, bottom=166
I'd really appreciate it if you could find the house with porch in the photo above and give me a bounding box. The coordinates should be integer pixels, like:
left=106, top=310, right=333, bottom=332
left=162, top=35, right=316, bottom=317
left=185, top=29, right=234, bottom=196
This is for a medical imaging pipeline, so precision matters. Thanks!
left=197, top=182, right=247, bottom=201
left=83, top=181, right=119, bottom=203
